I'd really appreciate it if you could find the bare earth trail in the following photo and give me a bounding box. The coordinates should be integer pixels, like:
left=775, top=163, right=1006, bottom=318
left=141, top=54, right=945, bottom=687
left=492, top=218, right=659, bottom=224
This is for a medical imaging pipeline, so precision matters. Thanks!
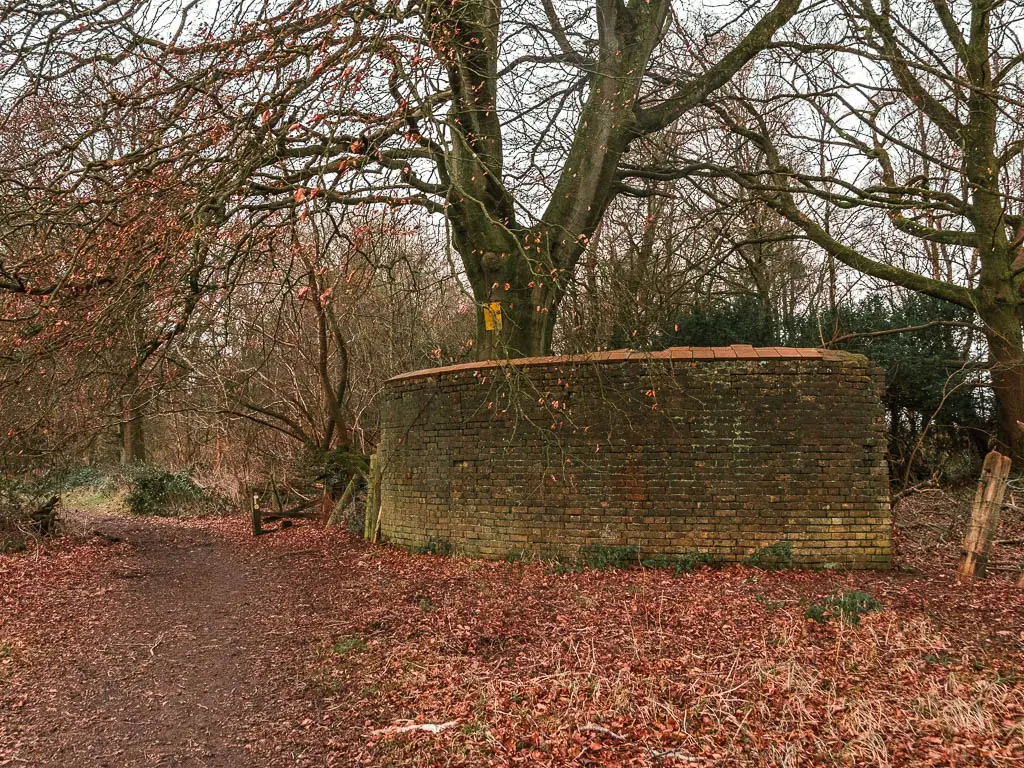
left=2, top=514, right=356, bottom=767
left=2, top=510, right=1024, bottom=767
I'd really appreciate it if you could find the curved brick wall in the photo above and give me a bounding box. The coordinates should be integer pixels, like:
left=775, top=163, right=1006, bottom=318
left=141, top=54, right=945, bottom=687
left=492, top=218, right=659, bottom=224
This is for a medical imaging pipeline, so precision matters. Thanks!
left=378, top=346, right=891, bottom=569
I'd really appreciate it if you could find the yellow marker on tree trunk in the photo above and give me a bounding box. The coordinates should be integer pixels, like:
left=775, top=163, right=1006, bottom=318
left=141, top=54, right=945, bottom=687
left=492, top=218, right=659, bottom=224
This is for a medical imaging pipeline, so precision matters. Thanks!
left=484, top=302, right=502, bottom=331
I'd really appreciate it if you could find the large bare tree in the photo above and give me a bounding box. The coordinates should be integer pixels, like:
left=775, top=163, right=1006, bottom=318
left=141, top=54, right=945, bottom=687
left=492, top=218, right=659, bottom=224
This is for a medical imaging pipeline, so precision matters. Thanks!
left=0, top=0, right=802, bottom=360
left=681, top=0, right=1024, bottom=457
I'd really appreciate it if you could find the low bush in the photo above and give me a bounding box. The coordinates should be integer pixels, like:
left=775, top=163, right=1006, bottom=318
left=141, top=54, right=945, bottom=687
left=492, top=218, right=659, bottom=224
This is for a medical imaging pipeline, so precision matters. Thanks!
left=805, top=589, right=884, bottom=626
left=642, top=551, right=719, bottom=575
left=579, top=543, right=640, bottom=569
left=743, top=541, right=794, bottom=570
left=0, top=478, right=60, bottom=552
left=551, top=546, right=719, bottom=575
left=35, top=465, right=110, bottom=495
left=125, top=468, right=225, bottom=517
left=503, top=548, right=532, bottom=563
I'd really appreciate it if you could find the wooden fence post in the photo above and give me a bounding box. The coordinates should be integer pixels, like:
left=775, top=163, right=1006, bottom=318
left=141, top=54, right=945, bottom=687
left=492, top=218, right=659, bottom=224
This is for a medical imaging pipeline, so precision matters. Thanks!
left=957, top=450, right=1012, bottom=582
left=364, top=453, right=383, bottom=542
left=361, top=454, right=373, bottom=540
left=251, top=489, right=263, bottom=537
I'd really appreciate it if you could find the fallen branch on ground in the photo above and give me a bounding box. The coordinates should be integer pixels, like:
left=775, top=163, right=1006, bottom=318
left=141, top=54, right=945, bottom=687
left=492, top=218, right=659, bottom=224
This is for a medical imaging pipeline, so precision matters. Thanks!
left=371, top=720, right=459, bottom=737
left=581, top=724, right=625, bottom=741
left=651, top=748, right=703, bottom=763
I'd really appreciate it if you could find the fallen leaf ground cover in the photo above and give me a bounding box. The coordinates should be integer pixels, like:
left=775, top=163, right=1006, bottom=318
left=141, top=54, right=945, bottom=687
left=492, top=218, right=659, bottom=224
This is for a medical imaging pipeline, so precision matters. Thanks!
left=0, top=502, right=1022, bottom=767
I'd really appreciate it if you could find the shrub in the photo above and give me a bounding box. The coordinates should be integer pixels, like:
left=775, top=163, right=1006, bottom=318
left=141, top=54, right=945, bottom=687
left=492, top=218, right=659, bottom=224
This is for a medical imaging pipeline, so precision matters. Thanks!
left=743, top=541, right=794, bottom=570
left=549, top=559, right=584, bottom=575
left=550, top=547, right=718, bottom=575
left=504, top=548, right=532, bottom=563
left=1, top=477, right=60, bottom=551
left=125, top=468, right=221, bottom=517
left=642, top=551, right=719, bottom=575
left=805, top=589, right=883, bottom=626
left=754, top=593, right=786, bottom=611
left=300, top=446, right=369, bottom=496
left=36, top=465, right=108, bottom=495
left=826, top=590, right=883, bottom=625
left=804, top=603, right=829, bottom=624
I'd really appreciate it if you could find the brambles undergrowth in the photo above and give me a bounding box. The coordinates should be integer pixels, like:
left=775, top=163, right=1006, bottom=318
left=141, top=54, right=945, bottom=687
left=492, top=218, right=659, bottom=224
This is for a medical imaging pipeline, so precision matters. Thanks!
left=550, top=545, right=720, bottom=575
left=755, top=593, right=787, bottom=611
left=556, top=543, right=794, bottom=575
left=34, top=466, right=112, bottom=495
left=3, top=464, right=232, bottom=527
left=642, top=551, right=720, bottom=575
left=0, top=477, right=61, bottom=552
left=742, top=541, right=794, bottom=570
left=416, top=537, right=454, bottom=557
left=503, top=547, right=533, bottom=563
left=805, top=589, right=884, bottom=626
left=580, top=543, right=640, bottom=569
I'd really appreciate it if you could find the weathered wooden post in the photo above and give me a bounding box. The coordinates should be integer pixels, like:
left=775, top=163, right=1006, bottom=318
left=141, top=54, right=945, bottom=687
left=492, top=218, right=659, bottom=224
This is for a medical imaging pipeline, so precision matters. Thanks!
left=365, top=453, right=383, bottom=543
left=957, top=450, right=1012, bottom=582
left=251, top=489, right=263, bottom=537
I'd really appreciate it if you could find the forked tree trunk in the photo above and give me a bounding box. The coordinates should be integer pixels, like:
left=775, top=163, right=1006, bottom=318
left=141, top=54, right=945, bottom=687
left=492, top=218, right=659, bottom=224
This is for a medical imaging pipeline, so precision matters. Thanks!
left=436, top=0, right=801, bottom=363
left=459, top=236, right=563, bottom=360
left=473, top=270, right=560, bottom=359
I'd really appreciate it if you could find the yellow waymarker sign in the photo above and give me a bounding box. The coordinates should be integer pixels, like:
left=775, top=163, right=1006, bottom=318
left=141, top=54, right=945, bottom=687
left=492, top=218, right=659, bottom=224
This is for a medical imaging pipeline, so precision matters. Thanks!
left=484, top=302, right=503, bottom=331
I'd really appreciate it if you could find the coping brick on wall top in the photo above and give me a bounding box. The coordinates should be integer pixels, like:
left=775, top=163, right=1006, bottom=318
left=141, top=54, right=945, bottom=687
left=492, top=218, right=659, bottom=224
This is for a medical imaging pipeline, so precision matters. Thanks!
left=386, top=345, right=868, bottom=384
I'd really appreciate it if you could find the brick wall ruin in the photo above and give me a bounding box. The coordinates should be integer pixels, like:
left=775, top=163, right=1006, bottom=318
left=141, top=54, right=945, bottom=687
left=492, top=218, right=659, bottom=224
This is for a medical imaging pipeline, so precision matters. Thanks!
left=377, top=346, right=892, bottom=569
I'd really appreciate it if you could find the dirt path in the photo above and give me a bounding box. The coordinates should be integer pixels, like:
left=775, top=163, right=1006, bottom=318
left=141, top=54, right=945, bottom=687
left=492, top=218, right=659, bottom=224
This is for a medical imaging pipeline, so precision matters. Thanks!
left=2, top=515, right=344, bottom=767
left=3, top=511, right=1023, bottom=767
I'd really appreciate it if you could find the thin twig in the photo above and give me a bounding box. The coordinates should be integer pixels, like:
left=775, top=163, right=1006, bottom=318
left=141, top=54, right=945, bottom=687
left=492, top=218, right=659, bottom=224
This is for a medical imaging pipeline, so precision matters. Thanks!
left=371, top=720, right=459, bottom=737
left=580, top=723, right=625, bottom=741
left=651, top=749, right=704, bottom=763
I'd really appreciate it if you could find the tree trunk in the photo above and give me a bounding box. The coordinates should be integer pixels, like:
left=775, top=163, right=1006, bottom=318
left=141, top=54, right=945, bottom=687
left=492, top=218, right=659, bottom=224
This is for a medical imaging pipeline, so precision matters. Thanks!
left=980, top=304, right=1024, bottom=460
left=463, top=242, right=561, bottom=360
left=437, top=0, right=800, bottom=362
left=474, top=281, right=559, bottom=360
left=119, top=396, right=146, bottom=465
